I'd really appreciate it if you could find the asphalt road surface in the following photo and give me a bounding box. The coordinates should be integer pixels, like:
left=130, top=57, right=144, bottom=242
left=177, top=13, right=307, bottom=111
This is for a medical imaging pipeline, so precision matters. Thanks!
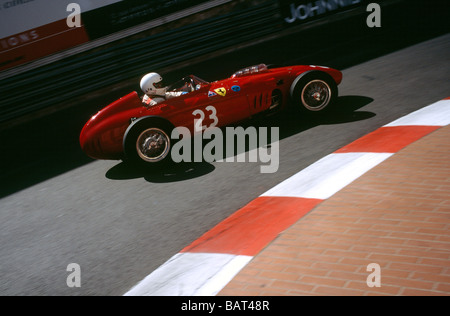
left=1, top=10, right=449, bottom=295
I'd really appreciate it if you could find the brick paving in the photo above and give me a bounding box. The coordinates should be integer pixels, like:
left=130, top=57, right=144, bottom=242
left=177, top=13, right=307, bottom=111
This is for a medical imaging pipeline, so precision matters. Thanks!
left=219, top=125, right=450, bottom=296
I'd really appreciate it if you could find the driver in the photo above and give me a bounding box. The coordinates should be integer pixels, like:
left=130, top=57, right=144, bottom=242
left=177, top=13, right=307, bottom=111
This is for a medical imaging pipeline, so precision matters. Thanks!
left=140, top=72, right=185, bottom=106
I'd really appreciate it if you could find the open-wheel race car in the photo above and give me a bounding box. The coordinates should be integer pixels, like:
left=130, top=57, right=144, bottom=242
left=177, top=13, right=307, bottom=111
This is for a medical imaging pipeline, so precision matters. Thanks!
left=80, top=64, right=342, bottom=167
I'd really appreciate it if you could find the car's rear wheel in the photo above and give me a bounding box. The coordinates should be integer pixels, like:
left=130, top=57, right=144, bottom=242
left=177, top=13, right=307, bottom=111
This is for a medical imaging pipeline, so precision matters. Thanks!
left=290, top=72, right=337, bottom=114
left=123, top=118, right=174, bottom=168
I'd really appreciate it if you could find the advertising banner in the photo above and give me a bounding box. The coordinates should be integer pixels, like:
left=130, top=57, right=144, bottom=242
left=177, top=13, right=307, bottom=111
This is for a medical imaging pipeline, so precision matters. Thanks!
left=0, top=19, right=89, bottom=71
left=0, top=0, right=122, bottom=71
left=0, top=0, right=210, bottom=71
left=0, top=0, right=122, bottom=39
left=278, top=0, right=366, bottom=25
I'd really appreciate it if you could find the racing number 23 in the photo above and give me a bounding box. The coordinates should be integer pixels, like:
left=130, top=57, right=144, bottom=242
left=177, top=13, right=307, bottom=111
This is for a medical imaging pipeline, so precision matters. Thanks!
left=193, top=105, right=218, bottom=132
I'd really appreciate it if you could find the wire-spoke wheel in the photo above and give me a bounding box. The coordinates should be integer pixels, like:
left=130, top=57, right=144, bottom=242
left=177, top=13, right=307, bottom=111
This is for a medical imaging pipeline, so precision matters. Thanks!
left=301, top=80, right=331, bottom=111
left=123, top=118, right=174, bottom=168
left=290, top=72, right=338, bottom=114
left=136, top=128, right=170, bottom=163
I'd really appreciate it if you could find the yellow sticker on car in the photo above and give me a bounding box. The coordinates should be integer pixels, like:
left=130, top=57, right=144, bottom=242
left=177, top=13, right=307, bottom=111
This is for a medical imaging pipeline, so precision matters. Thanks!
left=214, top=87, right=227, bottom=97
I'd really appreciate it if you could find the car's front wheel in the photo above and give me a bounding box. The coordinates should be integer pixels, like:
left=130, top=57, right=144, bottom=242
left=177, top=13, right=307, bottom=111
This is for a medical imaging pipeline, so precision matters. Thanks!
left=123, top=118, right=174, bottom=168
left=290, top=72, right=338, bottom=114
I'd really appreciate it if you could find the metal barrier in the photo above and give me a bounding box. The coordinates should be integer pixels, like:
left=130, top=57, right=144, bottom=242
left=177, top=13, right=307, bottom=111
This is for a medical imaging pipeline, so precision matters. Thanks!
left=0, top=1, right=281, bottom=123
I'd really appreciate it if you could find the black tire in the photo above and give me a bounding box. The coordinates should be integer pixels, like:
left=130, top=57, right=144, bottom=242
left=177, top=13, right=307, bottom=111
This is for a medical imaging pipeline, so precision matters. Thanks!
left=290, top=72, right=338, bottom=114
left=123, top=118, right=174, bottom=168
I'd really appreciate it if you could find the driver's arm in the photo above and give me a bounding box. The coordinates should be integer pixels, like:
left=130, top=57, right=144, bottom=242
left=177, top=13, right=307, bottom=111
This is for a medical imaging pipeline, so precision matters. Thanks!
left=166, top=91, right=185, bottom=99
left=143, top=94, right=165, bottom=106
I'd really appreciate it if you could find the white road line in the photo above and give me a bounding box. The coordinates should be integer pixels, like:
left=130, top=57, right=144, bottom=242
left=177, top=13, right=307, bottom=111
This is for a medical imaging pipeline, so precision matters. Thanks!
left=124, top=253, right=252, bottom=296
left=261, top=152, right=393, bottom=200
left=385, top=99, right=450, bottom=127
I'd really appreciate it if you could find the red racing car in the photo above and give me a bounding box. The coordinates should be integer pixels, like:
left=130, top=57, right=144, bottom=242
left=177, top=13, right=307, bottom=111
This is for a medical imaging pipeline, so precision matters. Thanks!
left=80, top=64, right=342, bottom=166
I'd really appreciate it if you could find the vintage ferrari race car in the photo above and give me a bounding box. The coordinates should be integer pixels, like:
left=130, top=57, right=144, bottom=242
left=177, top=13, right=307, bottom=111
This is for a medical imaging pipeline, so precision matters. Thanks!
left=80, top=64, right=342, bottom=166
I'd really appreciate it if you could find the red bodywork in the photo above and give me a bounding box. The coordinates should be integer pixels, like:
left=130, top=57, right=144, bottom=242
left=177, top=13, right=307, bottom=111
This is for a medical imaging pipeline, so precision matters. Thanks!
left=80, top=65, right=342, bottom=160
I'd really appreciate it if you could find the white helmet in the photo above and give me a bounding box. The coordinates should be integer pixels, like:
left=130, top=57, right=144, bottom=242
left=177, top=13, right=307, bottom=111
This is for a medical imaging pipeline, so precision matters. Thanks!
left=140, top=72, right=166, bottom=96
